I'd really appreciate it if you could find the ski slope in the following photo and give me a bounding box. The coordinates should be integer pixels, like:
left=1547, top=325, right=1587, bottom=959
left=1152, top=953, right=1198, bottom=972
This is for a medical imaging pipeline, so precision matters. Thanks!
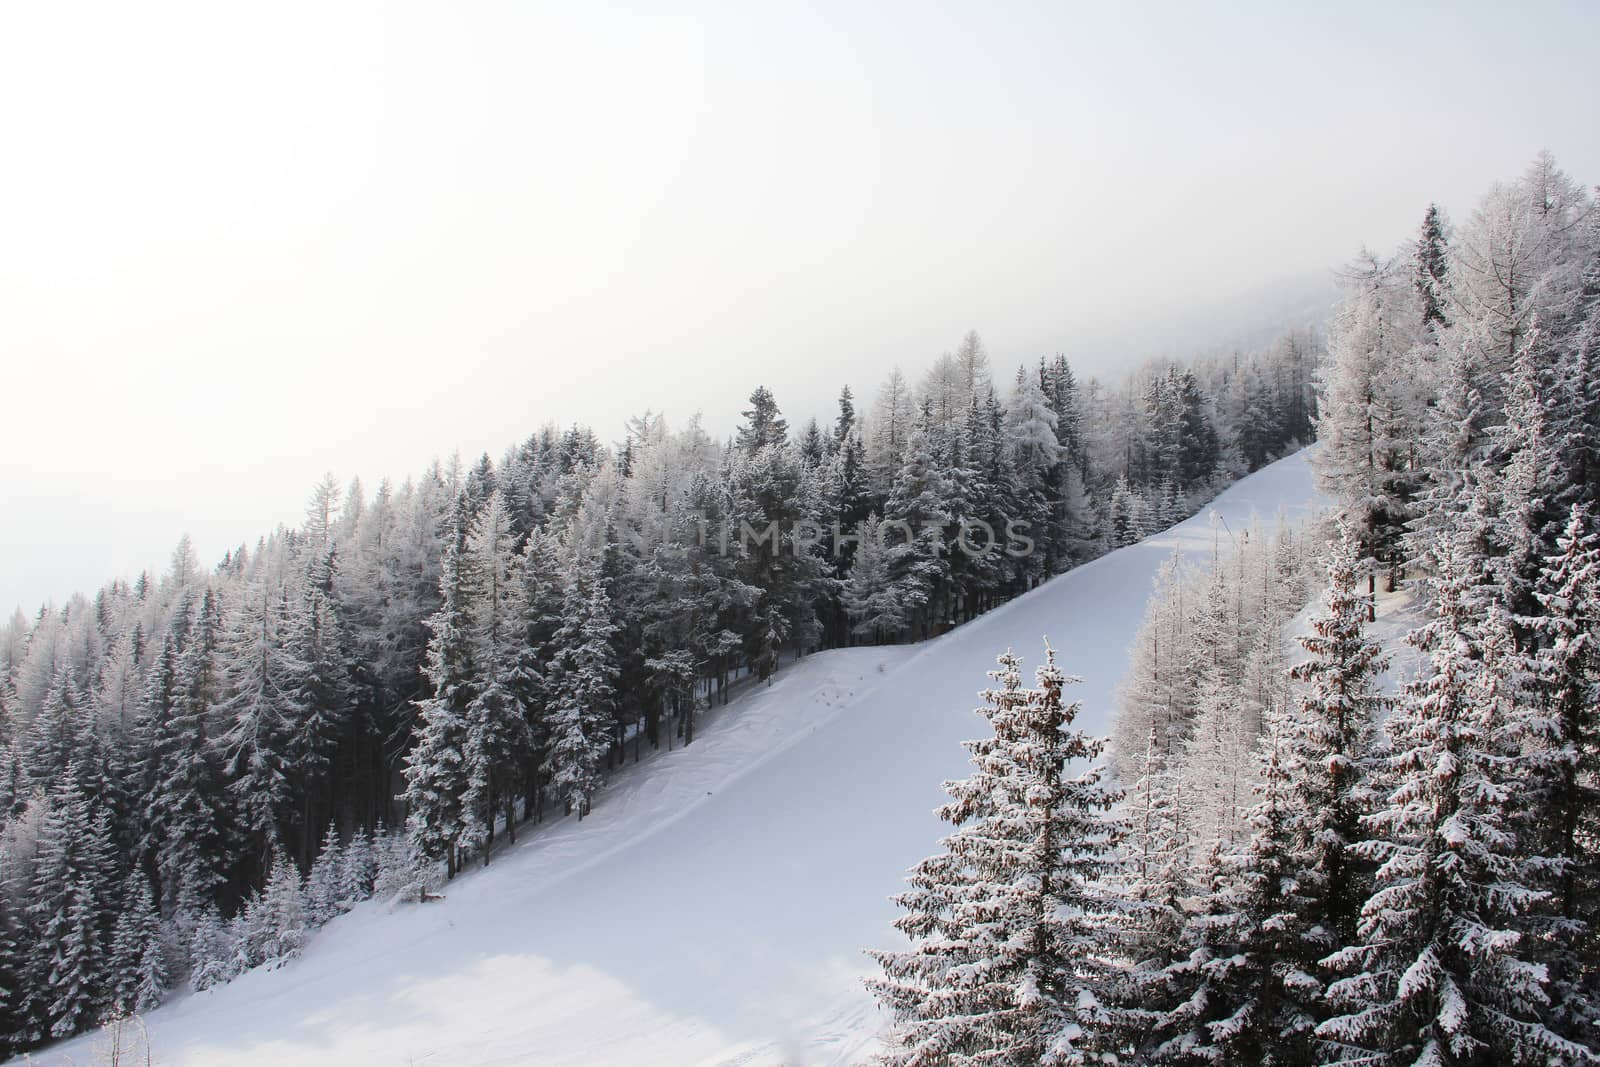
left=30, top=449, right=1323, bottom=1067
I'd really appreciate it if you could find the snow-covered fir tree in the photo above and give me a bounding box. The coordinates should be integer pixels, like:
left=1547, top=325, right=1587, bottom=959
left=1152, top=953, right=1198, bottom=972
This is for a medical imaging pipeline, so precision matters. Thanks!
left=1318, top=541, right=1589, bottom=1065
left=867, top=646, right=1124, bottom=1065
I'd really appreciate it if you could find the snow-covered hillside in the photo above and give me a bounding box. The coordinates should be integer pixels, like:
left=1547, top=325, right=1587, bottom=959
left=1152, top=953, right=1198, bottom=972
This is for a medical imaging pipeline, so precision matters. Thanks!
left=31, top=450, right=1324, bottom=1067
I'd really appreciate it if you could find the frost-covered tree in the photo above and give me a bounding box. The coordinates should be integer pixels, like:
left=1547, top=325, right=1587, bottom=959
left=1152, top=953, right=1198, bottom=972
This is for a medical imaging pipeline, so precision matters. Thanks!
left=1414, top=203, right=1452, bottom=333
left=149, top=588, right=231, bottom=906
left=734, top=385, right=789, bottom=455
left=1283, top=527, right=1391, bottom=974
left=27, top=768, right=117, bottom=1040
left=461, top=491, right=533, bottom=858
left=1520, top=506, right=1600, bottom=1045
left=305, top=822, right=345, bottom=926
left=544, top=557, right=618, bottom=819
left=237, top=844, right=307, bottom=970
left=1112, top=550, right=1196, bottom=767
left=1165, top=713, right=1321, bottom=1066
left=403, top=496, right=481, bottom=876
left=1314, top=253, right=1419, bottom=600
left=1318, top=542, right=1587, bottom=1065
left=107, top=872, right=166, bottom=1015
left=187, top=903, right=237, bottom=992
left=842, top=513, right=910, bottom=642
left=867, top=646, right=1124, bottom=1065
left=221, top=583, right=310, bottom=864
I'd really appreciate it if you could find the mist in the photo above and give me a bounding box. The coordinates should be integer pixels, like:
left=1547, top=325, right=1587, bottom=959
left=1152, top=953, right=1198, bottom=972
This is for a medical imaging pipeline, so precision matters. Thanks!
left=3, top=0, right=1597, bottom=614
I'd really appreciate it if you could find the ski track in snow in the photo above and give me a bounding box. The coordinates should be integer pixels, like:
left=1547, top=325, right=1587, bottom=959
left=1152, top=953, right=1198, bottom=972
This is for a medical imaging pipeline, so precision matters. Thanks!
left=25, top=449, right=1325, bottom=1067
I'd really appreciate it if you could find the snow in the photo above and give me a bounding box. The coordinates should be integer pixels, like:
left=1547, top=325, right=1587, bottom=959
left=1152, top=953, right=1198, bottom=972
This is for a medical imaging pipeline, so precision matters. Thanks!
left=26, top=449, right=1324, bottom=1067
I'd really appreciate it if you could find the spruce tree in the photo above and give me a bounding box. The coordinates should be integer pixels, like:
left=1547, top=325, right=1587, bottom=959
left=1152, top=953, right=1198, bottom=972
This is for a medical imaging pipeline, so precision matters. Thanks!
left=1283, top=527, right=1391, bottom=983
left=1413, top=203, right=1452, bottom=333
left=1318, top=542, right=1588, bottom=1065
left=1521, top=506, right=1600, bottom=1048
left=28, top=767, right=117, bottom=1041
left=221, top=583, right=309, bottom=864
left=107, top=871, right=167, bottom=1015
left=403, top=498, right=480, bottom=876
left=150, top=588, right=230, bottom=906
left=305, top=822, right=345, bottom=926
left=461, top=491, right=533, bottom=858
left=187, top=903, right=237, bottom=991
left=867, top=646, right=1123, bottom=1065
left=545, top=561, right=618, bottom=820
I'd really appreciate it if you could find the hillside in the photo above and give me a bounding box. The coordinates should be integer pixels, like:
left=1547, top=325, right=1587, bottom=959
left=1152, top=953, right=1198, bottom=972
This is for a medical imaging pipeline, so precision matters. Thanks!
left=30, top=448, right=1325, bottom=1067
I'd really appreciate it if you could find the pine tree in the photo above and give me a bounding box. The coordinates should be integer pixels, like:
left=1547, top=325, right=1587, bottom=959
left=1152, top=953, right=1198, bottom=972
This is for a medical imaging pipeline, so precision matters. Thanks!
left=1176, top=712, right=1321, bottom=1066
left=28, top=767, right=117, bottom=1041
left=305, top=822, right=345, bottom=926
left=187, top=903, right=237, bottom=991
left=339, top=825, right=377, bottom=907
left=403, top=497, right=480, bottom=876
left=1108, top=476, right=1143, bottom=548
left=1180, top=665, right=1255, bottom=858
left=867, top=646, right=1124, bottom=1065
left=461, top=491, right=533, bottom=859
left=254, top=844, right=308, bottom=968
left=373, top=824, right=428, bottom=903
left=1112, top=550, right=1195, bottom=768
left=220, top=583, right=309, bottom=863
left=1318, top=541, right=1589, bottom=1065
left=842, top=513, right=910, bottom=642
left=1520, top=506, right=1600, bottom=1047
left=1314, top=254, right=1418, bottom=601
left=1106, top=725, right=1203, bottom=1061
left=150, top=588, right=231, bottom=906
left=1003, top=366, right=1062, bottom=584
left=884, top=427, right=955, bottom=636
left=23, top=667, right=82, bottom=792
left=735, top=385, right=789, bottom=455
left=1414, top=204, right=1452, bottom=333
left=545, top=561, right=618, bottom=820
left=107, top=871, right=167, bottom=1015
left=0, top=852, right=21, bottom=1053
left=1281, top=525, right=1391, bottom=985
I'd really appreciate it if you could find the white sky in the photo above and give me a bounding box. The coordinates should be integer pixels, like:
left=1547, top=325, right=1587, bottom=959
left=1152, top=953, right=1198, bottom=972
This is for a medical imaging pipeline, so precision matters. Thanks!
left=2, top=1, right=1597, bottom=616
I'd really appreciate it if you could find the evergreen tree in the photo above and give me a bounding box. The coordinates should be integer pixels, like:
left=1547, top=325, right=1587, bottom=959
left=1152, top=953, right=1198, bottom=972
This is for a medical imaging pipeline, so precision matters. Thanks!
left=842, top=514, right=910, bottom=642
left=27, top=767, right=117, bottom=1041
left=305, top=822, right=345, bottom=926
left=187, top=903, right=237, bottom=992
left=1520, top=506, right=1600, bottom=1046
left=545, top=558, right=618, bottom=819
left=1175, top=714, right=1320, bottom=1066
left=220, top=583, right=309, bottom=863
left=1283, top=527, right=1391, bottom=983
left=253, top=844, right=308, bottom=968
left=403, top=497, right=480, bottom=876
left=1314, top=254, right=1418, bottom=601
left=1414, top=204, right=1452, bottom=332
left=150, top=588, right=230, bottom=906
left=461, top=492, right=533, bottom=858
left=107, top=871, right=167, bottom=1015
left=867, top=646, right=1123, bottom=1065
left=1318, top=542, right=1587, bottom=1065
left=735, top=385, right=789, bottom=455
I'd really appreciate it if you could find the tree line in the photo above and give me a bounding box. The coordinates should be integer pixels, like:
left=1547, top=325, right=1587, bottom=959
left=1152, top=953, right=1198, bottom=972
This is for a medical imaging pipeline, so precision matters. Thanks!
left=0, top=325, right=1315, bottom=1052
left=867, top=152, right=1599, bottom=1064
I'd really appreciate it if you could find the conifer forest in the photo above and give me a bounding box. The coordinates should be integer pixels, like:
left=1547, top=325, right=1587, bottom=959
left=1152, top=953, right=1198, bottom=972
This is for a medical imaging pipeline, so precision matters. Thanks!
left=2, top=5, right=1597, bottom=1063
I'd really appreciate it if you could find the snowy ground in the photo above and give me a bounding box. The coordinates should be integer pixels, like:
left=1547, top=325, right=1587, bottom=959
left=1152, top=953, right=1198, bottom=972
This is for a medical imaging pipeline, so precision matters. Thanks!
left=27, top=449, right=1325, bottom=1067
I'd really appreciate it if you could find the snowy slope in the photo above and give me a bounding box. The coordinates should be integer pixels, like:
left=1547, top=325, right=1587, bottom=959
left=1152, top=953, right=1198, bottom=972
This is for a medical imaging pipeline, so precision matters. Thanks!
left=30, top=449, right=1324, bottom=1067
